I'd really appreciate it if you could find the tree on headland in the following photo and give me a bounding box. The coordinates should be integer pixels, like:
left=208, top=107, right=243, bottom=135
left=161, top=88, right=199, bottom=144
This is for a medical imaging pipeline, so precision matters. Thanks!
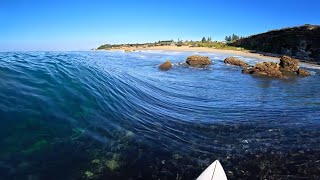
left=225, top=34, right=241, bottom=42
left=225, top=36, right=232, bottom=42
left=201, top=37, right=206, bottom=43
left=232, top=34, right=240, bottom=41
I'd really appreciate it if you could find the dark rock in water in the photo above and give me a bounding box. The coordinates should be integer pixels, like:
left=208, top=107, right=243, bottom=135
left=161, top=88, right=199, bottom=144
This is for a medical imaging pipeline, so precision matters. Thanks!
left=297, top=68, right=311, bottom=77
left=159, top=61, right=172, bottom=71
left=279, top=56, right=299, bottom=72
left=224, top=57, right=249, bottom=67
left=186, top=55, right=211, bottom=67
left=242, top=62, right=283, bottom=78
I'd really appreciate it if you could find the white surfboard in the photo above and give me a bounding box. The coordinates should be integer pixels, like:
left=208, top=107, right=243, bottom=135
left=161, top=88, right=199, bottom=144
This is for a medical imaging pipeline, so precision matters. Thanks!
left=196, top=160, right=228, bottom=180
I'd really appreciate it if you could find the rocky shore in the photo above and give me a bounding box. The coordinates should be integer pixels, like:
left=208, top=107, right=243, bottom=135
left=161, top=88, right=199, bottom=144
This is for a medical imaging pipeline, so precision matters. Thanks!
left=242, top=56, right=310, bottom=78
left=159, top=55, right=311, bottom=78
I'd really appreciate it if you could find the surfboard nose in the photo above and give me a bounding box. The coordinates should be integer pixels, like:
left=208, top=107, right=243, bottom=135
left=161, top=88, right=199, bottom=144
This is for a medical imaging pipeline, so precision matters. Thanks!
left=196, top=160, right=228, bottom=180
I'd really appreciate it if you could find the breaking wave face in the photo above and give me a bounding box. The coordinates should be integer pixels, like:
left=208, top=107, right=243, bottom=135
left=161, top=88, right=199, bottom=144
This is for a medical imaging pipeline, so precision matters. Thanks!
left=0, top=51, right=320, bottom=179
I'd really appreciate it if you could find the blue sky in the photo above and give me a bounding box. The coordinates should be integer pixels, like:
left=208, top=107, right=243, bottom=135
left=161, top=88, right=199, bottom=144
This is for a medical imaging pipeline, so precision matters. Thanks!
left=1, top=0, right=320, bottom=51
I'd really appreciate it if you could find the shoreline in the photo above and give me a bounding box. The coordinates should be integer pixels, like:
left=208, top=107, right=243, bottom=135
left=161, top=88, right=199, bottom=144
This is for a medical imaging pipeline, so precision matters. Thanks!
left=97, top=46, right=320, bottom=67
left=99, top=46, right=281, bottom=61
left=137, top=46, right=280, bottom=61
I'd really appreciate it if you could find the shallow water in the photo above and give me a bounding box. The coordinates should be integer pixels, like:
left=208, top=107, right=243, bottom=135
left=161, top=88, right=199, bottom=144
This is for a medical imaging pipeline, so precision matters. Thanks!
left=0, top=51, right=320, bottom=180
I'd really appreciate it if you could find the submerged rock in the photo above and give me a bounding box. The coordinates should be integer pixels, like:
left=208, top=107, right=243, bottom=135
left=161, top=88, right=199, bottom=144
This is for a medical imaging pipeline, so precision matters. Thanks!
left=22, top=140, right=48, bottom=155
left=242, top=62, right=283, bottom=78
left=186, top=55, right=211, bottom=67
left=224, top=57, right=249, bottom=67
left=85, top=171, right=94, bottom=179
left=106, top=159, right=120, bottom=171
left=91, top=159, right=101, bottom=164
left=279, top=55, right=299, bottom=72
left=159, top=60, right=172, bottom=70
left=297, top=68, right=311, bottom=76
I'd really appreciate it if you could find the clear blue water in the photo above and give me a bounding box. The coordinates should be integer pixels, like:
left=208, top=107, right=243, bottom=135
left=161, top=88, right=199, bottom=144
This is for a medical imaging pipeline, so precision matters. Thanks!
left=0, top=51, right=320, bottom=179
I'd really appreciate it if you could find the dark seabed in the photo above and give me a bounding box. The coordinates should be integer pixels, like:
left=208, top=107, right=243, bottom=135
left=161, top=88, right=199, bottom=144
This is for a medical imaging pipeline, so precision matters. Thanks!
left=0, top=51, right=320, bottom=180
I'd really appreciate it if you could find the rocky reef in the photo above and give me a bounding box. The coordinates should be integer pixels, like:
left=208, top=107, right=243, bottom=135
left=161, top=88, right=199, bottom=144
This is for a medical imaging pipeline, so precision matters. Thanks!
left=224, top=57, right=249, bottom=67
left=243, top=62, right=283, bottom=78
left=242, top=55, right=310, bottom=78
left=159, top=61, right=173, bottom=71
left=159, top=55, right=311, bottom=78
left=230, top=24, right=320, bottom=63
left=279, top=55, right=299, bottom=72
left=186, top=55, right=211, bottom=67
left=297, top=68, right=311, bottom=77
left=159, top=55, right=211, bottom=71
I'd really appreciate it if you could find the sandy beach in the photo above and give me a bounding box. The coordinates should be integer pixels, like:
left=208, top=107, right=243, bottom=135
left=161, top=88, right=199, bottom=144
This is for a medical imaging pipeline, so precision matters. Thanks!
left=109, top=45, right=281, bottom=61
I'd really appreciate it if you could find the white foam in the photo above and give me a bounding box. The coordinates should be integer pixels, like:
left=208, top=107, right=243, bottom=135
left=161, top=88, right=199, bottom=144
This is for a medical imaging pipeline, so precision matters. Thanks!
left=300, top=62, right=320, bottom=70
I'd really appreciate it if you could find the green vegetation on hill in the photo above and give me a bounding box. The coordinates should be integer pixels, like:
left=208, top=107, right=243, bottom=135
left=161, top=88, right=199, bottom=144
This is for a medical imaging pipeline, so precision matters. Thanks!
left=187, top=41, right=245, bottom=51
left=231, top=24, right=320, bottom=62
left=96, top=35, right=246, bottom=51
left=97, top=44, right=112, bottom=50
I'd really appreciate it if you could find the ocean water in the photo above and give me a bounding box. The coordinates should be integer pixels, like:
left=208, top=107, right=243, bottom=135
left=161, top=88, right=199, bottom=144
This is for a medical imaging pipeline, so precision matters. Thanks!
left=0, top=51, right=320, bottom=180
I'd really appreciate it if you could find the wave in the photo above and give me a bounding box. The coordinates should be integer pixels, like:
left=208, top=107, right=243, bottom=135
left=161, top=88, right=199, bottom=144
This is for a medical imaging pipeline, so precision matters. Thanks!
left=1, top=51, right=320, bottom=179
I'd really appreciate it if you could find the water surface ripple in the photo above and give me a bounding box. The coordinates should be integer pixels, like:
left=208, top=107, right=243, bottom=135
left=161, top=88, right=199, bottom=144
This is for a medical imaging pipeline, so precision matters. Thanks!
left=0, top=51, right=320, bottom=179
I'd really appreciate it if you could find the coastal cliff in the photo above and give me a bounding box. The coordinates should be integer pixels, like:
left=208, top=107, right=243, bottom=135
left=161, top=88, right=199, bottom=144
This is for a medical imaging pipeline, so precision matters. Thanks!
left=230, top=25, right=320, bottom=63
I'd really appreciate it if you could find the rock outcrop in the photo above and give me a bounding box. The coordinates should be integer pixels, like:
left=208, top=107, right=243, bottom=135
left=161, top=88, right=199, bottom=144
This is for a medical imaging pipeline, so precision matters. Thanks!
left=242, top=55, right=311, bottom=78
left=242, top=62, right=283, bottom=78
left=279, top=56, right=299, bottom=72
left=186, top=55, right=211, bottom=67
left=159, top=61, right=172, bottom=71
left=230, top=24, right=320, bottom=63
left=224, top=57, right=249, bottom=67
left=297, top=68, right=311, bottom=77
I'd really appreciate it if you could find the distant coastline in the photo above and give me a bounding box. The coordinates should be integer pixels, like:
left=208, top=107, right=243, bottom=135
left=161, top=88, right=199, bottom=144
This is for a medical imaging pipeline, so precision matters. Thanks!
left=95, top=45, right=320, bottom=68
left=95, top=24, right=320, bottom=65
left=96, top=45, right=279, bottom=61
